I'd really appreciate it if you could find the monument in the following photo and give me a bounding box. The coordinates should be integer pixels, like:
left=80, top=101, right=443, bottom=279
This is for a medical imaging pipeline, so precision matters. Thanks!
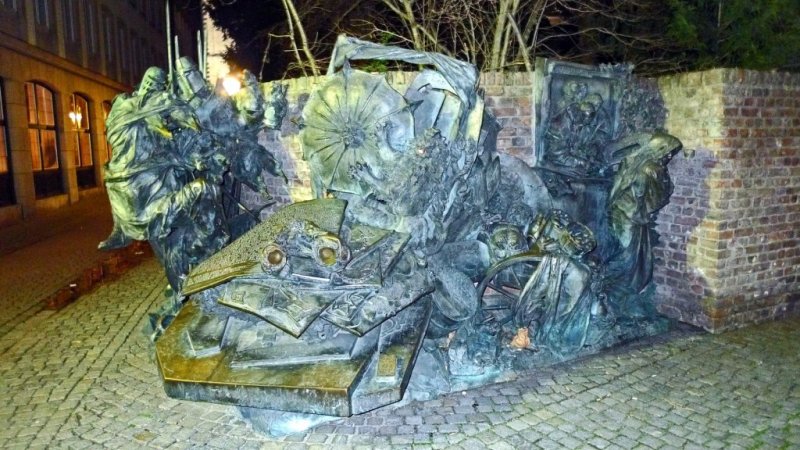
left=101, top=36, right=688, bottom=434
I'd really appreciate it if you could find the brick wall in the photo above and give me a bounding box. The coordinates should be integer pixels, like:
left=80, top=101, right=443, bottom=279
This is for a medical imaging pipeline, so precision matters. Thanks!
left=656, top=69, right=800, bottom=332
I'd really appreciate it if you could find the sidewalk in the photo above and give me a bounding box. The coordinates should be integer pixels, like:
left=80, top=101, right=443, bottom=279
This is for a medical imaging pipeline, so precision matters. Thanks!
left=0, top=191, right=143, bottom=339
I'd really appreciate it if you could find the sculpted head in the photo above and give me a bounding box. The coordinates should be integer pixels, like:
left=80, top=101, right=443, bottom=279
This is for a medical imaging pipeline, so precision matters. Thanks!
left=232, top=70, right=265, bottom=125
left=175, top=57, right=210, bottom=102
left=647, top=132, right=683, bottom=164
left=137, top=67, right=167, bottom=97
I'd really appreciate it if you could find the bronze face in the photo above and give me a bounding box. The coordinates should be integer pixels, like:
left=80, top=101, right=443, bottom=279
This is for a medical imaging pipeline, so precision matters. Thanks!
left=318, top=246, right=337, bottom=266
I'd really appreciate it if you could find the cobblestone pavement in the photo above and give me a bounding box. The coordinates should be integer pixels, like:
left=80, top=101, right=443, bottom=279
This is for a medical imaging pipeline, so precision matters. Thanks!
left=0, top=193, right=114, bottom=340
left=1, top=256, right=798, bottom=449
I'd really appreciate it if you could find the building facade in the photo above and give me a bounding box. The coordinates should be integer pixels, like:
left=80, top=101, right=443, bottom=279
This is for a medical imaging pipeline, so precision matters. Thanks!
left=0, top=0, right=198, bottom=226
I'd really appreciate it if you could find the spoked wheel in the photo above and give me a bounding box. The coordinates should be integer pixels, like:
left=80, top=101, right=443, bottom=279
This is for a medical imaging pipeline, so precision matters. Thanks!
left=476, top=252, right=543, bottom=318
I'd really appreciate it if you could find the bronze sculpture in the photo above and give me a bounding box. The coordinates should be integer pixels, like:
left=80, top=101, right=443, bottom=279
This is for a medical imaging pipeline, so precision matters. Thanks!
left=101, top=37, right=687, bottom=434
left=100, top=59, right=286, bottom=291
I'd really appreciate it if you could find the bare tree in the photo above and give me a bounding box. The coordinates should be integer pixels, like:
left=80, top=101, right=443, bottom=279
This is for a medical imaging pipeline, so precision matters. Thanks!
left=208, top=0, right=694, bottom=78
left=279, top=0, right=320, bottom=76
left=206, top=0, right=376, bottom=78
left=370, top=0, right=688, bottom=75
left=373, top=0, right=552, bottom=70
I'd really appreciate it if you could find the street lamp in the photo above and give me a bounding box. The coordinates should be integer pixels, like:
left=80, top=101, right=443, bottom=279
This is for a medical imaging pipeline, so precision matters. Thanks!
left=68, top=108, right=82, bottom=129
left=222, top=74, right=241, bottom=96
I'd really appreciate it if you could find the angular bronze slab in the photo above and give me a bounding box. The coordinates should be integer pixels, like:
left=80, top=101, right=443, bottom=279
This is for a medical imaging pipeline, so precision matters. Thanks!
left=181, top=199, right=347, bottom=295
left=340, top=227, right=410, bottom=285
left=321, top=264, right=434, bottom=336
left=183, top=314, right=231, bottom=358
left=156, top=298, right=431, bottom=417
left=352, top=297, right=432, bottom=414
left=217, top=280, right=344, bottom=337
left=156, top=301, right=368, bottom=416
left=230, top=317, right=373, bottom=368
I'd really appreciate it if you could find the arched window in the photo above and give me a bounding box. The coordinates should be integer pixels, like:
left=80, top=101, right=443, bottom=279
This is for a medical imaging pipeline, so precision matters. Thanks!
left=101, top=100, right=112, bottom=162
left=25, top=81, right=63, bottom=197
left=70, top=93, right=95, bottom=188
left=0, top=79, right=14, bottom=206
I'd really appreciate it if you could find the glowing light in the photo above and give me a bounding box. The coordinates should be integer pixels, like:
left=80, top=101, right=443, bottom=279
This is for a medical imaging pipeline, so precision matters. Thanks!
left=68, top=110, right=82, bottom=128
left=222, top=75, right=241, bottom=96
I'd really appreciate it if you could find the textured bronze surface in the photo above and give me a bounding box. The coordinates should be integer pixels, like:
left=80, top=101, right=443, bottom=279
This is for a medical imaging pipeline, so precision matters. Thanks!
left=182, top=199, right=346, bottom=295
left=156, top=297, right=431, bottom=416
left=156, top=301, right=370, bottom=416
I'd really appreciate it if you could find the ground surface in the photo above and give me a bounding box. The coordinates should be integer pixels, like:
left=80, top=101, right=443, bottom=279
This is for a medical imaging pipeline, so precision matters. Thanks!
left=0, top=192, right=114, bottom=340
left=1, top=197, right=798, bottom=449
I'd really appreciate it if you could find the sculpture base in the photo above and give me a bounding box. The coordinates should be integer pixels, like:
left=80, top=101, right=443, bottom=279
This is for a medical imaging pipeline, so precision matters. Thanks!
left=152, top=287, right=669, bottom=433
left=155, top=297, right=432, bottom=417
left=406, top=296, right=671, bottom=401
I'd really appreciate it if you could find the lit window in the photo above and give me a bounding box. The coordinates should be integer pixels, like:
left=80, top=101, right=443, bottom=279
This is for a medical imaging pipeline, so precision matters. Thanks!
left=25, top=81, right=63, bottom=197
left=71, top=94, right=96, bottom=189
left=69, top=94, right=92, bottom=167
left=0, top=82, right=8, bottom=174
left=26, top=82, right=59, bottom=171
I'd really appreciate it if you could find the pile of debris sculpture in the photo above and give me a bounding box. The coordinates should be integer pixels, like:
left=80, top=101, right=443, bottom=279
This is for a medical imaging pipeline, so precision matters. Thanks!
left=102, top=36, right=689, bottom=434
left=99, top=57, right=287, bottom=292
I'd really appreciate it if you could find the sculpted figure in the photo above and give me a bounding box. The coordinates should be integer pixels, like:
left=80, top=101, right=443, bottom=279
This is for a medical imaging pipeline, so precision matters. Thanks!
left=100, top=67, right=227, bottom=290
left=175, top=57, right=286, bottom=202
left=607, top=132, right=683, bottom=295
left=226, top=70, right=286, bottom=198
left=101, top=60, right=287, bottom=291
left=511, top=210, right=597, bottom=354
left=545, top=81, right=611, bottom=177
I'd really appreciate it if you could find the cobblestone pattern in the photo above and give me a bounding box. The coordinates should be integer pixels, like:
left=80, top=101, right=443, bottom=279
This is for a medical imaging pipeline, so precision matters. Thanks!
left=245, top=72, right=534, bottom=215
left=1, top=258, right=798, bottom=448
left=657, top=69, right=800, bottom=331
left=0, top=193, right=114, bottom=342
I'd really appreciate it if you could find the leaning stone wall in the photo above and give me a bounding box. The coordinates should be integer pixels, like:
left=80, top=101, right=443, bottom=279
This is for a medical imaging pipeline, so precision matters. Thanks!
left=656, top=69, right=800, bottom=331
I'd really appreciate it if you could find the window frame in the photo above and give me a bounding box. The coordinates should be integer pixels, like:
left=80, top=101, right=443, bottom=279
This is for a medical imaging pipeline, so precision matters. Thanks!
left=0, top=79, right=15, bottom=206
left=70, top=93, right=96, bottom=189
left=85, top=0, right=99, bottom=57
left=26, top=81, right=59, bottom=172
left=63, top=0, right=78, bottom=44
left=0, top=79, right=10, bottom=174
left=102, top=6, right=116, bottom=75
left=0, top=0, right=19, bottom=12
left=25, top=81, right=63, bottom=198
left=33, top=0, right=48, bottom=28
left=101, top=100, right=112, bottom=163
left=69, top=93, right=93, bottom=168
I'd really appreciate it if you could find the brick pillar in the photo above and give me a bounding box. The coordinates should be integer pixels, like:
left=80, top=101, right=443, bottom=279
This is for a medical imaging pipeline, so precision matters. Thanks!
left=656, top=69, right=800, bottom=332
